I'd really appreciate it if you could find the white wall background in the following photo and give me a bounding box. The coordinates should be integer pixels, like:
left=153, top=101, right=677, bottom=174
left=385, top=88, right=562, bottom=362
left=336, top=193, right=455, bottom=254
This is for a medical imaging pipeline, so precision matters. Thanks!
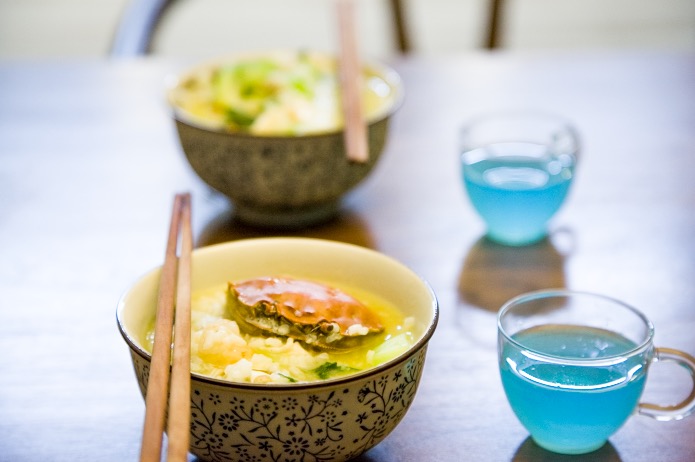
left=0, top=0, right=693, bottom=59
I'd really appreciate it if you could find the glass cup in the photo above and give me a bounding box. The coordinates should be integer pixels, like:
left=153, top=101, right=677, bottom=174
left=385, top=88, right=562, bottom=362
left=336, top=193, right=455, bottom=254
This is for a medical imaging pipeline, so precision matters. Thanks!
left=497, top=290, right=695, bottom=455
left=460, top=112, right=580, bottom=246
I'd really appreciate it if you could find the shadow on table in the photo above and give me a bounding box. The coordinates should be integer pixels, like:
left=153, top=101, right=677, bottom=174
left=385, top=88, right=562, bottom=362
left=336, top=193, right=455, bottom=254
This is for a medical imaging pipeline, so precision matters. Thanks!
left=512, top=437, right=623, bottom=462
left=196, top=206, right=375, bottom=249
left=457, top=231, right=572, bottom=313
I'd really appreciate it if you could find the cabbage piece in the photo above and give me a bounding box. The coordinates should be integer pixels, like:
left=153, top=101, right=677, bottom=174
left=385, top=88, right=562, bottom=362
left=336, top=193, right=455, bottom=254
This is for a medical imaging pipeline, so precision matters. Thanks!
left=369, top=333, right=412, bottom=365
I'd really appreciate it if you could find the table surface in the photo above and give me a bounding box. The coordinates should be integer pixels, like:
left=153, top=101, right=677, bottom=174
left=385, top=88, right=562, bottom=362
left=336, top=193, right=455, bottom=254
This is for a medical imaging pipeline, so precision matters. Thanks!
left=1, top=51, right=694, bottom=462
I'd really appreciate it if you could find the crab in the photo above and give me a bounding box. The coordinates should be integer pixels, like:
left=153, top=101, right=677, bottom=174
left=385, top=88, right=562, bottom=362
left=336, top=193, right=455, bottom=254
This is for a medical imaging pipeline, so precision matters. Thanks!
left=226, top=276, right=384, bottom=349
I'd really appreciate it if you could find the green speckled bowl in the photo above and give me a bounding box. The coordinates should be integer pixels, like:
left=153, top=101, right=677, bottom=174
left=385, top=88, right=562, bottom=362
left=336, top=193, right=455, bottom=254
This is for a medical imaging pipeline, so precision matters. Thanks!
left=117, top=238, right=438, bottom=462
left=167, top=55, right=403, bottom=229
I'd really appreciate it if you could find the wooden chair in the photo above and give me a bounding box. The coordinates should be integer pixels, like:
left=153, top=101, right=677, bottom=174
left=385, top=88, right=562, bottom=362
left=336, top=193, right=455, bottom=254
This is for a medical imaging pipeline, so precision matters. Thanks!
left=110, top=0, right=414, bottom=57
left=485, top=0, right=505, bottom=49
left=109, top=0, right=505, bottom=57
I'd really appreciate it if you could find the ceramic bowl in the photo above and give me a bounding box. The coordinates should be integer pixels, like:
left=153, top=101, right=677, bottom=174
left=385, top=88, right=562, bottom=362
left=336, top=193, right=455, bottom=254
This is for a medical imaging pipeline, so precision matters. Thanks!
left=117, top=237, right=438, bottom=462
left=166, top=52, right=403, bottom=229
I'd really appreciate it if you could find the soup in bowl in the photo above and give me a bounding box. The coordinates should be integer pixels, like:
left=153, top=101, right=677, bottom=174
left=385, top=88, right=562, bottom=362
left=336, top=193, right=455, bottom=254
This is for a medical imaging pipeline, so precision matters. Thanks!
left=166, top=51, right=404, bottom=229
left=117, top=237, right=438, bottom=461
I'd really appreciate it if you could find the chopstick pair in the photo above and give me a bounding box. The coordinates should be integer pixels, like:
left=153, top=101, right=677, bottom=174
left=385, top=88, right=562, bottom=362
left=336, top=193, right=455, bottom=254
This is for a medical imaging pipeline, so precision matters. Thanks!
left=140, top=193, right=193, bottom=462
left=336, top=0, right=369, bottom=163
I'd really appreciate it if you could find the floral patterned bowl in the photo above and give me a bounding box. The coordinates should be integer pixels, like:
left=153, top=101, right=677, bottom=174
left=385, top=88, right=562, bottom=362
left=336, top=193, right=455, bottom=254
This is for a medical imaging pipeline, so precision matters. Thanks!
left=117, top=237, right=438, bottom=462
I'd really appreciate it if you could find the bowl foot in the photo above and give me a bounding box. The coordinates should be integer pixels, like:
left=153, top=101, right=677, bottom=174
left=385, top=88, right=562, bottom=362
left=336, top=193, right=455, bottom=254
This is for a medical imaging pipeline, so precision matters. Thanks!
left=234, top=202, right=340, bottom=229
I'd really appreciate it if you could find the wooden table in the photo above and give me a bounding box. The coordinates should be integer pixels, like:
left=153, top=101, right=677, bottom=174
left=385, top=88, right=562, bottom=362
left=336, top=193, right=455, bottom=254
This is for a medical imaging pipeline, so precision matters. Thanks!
left=1, top=51, right=694, bottom=461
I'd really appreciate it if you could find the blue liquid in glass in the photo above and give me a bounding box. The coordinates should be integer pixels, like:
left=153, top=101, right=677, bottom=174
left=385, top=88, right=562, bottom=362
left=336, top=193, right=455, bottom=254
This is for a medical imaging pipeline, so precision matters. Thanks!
left=500, top=325, right=647, bottom=454
left=462, top=143, right=575, bottom=245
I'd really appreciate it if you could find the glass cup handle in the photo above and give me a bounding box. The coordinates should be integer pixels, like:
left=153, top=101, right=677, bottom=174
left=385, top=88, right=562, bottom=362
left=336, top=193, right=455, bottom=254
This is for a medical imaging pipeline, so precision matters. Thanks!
left=638, top=347, right=695, bottom=421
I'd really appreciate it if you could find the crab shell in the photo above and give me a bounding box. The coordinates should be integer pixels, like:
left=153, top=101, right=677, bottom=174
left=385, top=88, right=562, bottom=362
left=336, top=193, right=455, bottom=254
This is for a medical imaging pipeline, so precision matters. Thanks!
left=226, top=276, right=384, bottom=349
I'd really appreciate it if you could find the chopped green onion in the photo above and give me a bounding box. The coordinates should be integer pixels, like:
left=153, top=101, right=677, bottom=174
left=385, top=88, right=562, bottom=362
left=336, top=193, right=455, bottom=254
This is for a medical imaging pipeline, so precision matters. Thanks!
left=312, top=362, right=357, bottom=380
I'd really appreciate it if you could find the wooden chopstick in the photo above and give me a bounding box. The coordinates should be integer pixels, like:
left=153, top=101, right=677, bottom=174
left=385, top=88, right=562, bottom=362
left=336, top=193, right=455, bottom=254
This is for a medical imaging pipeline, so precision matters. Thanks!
left=139, top=192, right=192, bottom=462
left=337, top=0, right=369, bottom=163
left=166, top=193, right=192, bottom=462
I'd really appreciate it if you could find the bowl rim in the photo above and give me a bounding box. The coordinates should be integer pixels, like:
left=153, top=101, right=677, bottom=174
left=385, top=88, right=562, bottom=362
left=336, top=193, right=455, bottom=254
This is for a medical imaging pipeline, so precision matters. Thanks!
left=116, top=237, right=438, bottom=390
left=164, top=49, right=405, bottom=138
